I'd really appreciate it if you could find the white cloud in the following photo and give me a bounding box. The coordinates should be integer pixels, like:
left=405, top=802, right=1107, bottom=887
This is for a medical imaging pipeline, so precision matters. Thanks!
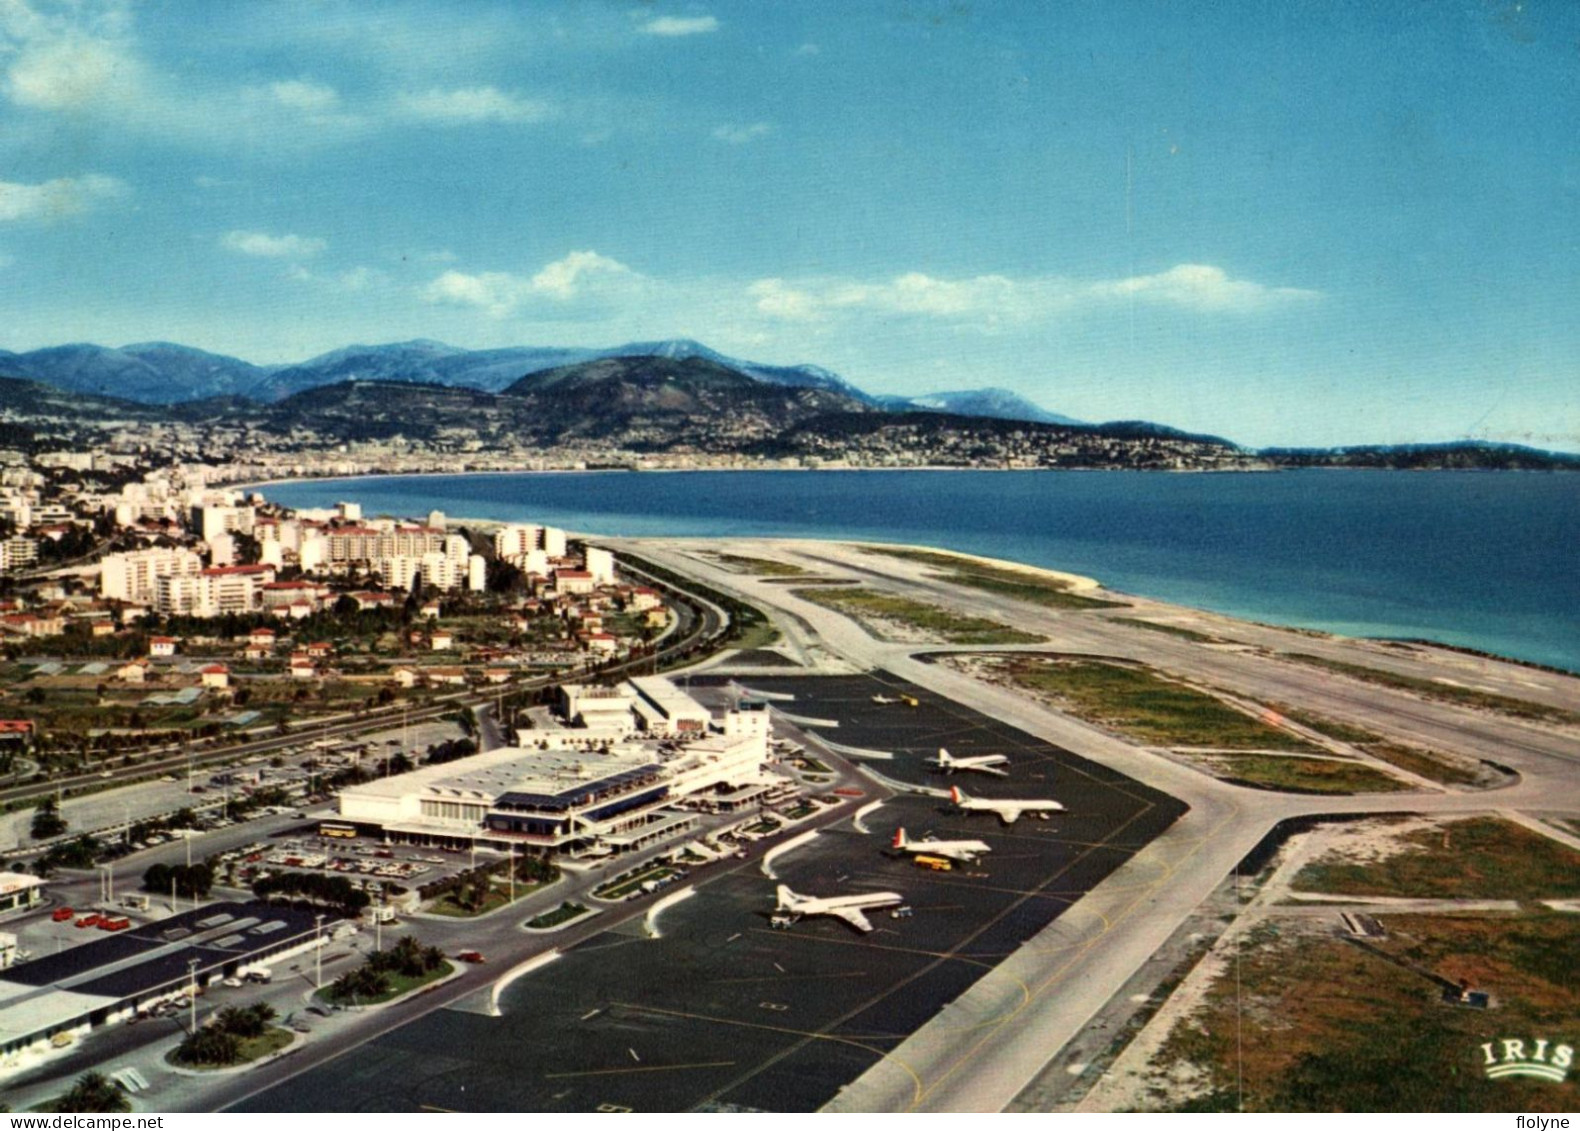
left=422, top=251, right=642, bottom=318
left=398, top=86, right=553, bottom=125
left=1089, top=263, right=1320, bottom=311
left=748, top=265, right=1318, bottom=324
left=3, top=32, right=133, bottom=109
left=712, top=121, right=771, bottom=145
left=221, top=230, right=327, bottom=259
left=747, top=279, right=824, bottom=322
left=640, top=15, right=719, bottom=37
left=0, top=174, right=126, bottom=221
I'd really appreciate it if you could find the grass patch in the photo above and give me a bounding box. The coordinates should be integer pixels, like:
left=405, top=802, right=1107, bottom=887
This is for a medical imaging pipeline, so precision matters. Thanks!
left=315, top=960, right=452, bottom=1006
left=1267, top=702, right=1385, bottom=745
left=594, top=864, right=679, bottom=900
left=792, top=586, right=1045, bottom=645
left=1281, top=653, right=1580, bottom=725
left=165, top=1027, right=293, bottom=1071
left=428, top=879, right=551, bottom=918
left=711, top=553, right=808, bottom=577
left=1111, top=617, right=1218, bottom=643
left=1359, top=741, right=1484, bottom=786
left=1266, top=703, right=1484, bottom=785
left=1294, top=817, right=1580, bottom=900
left=1152, top=912, right=1580, bottom=1112
left=526, top=901, right=589, bottom=929
left=864, top=546, right=1127, bottom=610
left=727, top=618, right=781, bottom=651
left=1180, top=752, right=1411, bottom=794
left=994, top=657, right=1319, bottom=750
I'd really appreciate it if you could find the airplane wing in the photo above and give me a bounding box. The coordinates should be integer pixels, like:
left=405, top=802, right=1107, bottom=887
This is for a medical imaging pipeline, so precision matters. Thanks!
left=830, top=907, right=875, bottom=933
left=979, top=764, right=1011, bottom=778
left=998, top=807, right=1022, bottom=824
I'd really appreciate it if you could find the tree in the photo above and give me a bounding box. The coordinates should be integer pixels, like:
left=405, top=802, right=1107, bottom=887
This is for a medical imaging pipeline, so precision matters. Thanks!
left=175, top=1025, right=241, bottom=1067
left=31, top=797, right=67, bottom=840
left=54, top=1072, right=130, bottom=1113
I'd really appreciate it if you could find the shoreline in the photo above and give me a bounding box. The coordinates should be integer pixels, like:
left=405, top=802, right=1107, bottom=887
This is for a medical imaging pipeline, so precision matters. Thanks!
left=241, top=472, right=1579, bottom=678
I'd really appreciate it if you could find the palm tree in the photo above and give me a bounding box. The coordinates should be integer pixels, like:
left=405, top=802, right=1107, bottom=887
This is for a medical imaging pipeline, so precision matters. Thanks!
left=55, top=1072, right=130, bottom=1113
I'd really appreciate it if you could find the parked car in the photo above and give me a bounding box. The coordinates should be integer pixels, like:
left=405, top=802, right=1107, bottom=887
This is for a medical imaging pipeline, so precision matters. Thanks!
left=52, top=906, right=74, bottom=922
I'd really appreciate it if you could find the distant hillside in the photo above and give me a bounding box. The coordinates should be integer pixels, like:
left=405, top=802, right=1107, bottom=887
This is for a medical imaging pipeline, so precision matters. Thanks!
left=1260, top=442, right=1580, bottom=471
left=501, top=355, right=871, bottom=444
left=0, top=335, right=1081, bottom=430
left=875, top=387, right=1081, bottom=426
left=0, top=342, right=270, bottom=403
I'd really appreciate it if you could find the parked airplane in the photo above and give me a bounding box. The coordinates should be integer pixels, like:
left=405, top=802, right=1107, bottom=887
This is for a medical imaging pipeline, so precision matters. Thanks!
left=771, top=885, right=904, bottom=933
left=929, top=747, right=1010, bottom=777
left=949, top=785, right=1062, bottom=824
left=891, top=827, right=991, bottom=865
left=871, top=694, right=901, bottom=704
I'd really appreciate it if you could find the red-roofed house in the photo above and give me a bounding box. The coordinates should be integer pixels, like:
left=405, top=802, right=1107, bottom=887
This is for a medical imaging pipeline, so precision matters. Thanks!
left=149, top=636, right=177, bottom=657
left=200, top=664, right=231, bottom=690
left=553, top=568, right=595, bottom=595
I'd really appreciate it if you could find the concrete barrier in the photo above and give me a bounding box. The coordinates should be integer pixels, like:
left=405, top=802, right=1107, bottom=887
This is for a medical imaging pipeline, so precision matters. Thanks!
left=814, top=736, right=894, bottom=761
left=760, top=829, right=819, bottom=879
left=488, top=949, right=561, bottom=1016
left=772, top=710, right=840, bottom=728
left=731, top=683, right=796, bottom=701
left=851, top=799, right=886, bottom=835
left=643, top=885, right=696, bottom=939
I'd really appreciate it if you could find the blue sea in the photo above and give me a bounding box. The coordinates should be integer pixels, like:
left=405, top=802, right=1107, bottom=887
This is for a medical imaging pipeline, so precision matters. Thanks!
left=261, top=470, right=1580, bottom=672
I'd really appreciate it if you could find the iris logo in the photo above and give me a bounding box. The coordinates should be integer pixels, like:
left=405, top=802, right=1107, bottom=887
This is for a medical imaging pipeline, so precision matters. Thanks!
left=1480, top=1038, right=1573, bottom=1083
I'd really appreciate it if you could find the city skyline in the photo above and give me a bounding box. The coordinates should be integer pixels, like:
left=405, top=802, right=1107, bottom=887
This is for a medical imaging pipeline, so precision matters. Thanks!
left=2, top=2, right=1577, bottom=448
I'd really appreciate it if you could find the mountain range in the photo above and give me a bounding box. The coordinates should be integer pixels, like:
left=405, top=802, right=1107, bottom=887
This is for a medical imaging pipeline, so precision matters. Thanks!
left=1, top=349, right=1573, bottom=471
left=0, top=336, right=1075, bottom=428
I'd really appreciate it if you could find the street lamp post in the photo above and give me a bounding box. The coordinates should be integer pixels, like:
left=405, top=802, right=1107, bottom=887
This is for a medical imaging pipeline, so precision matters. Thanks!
left=187, top=958, right=200, bottom=1034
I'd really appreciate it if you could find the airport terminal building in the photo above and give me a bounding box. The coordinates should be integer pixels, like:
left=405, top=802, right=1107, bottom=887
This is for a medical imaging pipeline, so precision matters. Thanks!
left=337, top=685, right=777, bottom=857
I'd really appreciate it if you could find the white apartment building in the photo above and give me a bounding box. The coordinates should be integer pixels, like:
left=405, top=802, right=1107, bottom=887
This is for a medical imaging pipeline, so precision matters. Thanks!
left=101, top=548, right=204, bottom=604
left=585, top=546, right=616, bottom=585
left=0, top=538, right=39, bottom=573
left=152, top=564, right=275, bottom=616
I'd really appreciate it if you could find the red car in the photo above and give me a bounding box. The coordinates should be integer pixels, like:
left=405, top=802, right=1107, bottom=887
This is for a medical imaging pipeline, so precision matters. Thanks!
left=456, top=950, right=486, bottom=964
left=52, top=906, right=75, bottom=922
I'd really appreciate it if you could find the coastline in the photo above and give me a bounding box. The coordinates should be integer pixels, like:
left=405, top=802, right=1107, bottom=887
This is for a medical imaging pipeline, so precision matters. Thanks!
left=244, top=469, right=1580, bottom=676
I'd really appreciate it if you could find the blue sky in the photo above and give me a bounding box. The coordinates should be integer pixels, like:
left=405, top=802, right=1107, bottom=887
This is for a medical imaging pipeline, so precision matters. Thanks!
left=1, top=1, right=1576, bottom=448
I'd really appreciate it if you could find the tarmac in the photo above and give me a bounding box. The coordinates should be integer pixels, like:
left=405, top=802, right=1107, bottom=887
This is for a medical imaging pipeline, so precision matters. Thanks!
left=231, top=673, right=1184, bottom=1112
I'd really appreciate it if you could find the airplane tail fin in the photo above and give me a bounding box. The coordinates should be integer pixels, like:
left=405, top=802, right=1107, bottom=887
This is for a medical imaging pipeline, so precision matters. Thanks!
left=892, top=828, right=907, bottom=850
left=950, top=785, right=966, bottom=805
left=775, top=884, right=797, bottom=910
left=937, top=747, right=952, bottom=766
